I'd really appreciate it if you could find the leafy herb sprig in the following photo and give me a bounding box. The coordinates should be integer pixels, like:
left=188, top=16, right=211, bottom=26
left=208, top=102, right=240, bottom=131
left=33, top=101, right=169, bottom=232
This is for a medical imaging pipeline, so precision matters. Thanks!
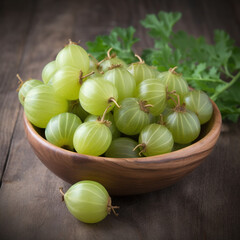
left=86, top=11, right=240, bottom=122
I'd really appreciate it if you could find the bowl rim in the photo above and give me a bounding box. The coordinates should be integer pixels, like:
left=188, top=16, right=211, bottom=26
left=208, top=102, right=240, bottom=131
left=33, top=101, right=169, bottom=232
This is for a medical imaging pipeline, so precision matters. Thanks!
left=23, top=100, right=222, bottom=164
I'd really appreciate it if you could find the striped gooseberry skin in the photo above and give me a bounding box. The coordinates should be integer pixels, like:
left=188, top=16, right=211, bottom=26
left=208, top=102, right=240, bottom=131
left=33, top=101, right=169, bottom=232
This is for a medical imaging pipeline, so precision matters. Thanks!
left=85, top=112, right=120, bottom=139
left=135, top=78, right=167, bottom=116
left=99, top=57, right=127, bottom=73
left=105, top=137, right=140, bottom=158
left=24, top=84, right=68, bottom=128
left=73, top=121, right=112, bottom=156
left=79, top=77, right=118, bottom=116
left=45, top=113, right=82, bottom=150
left=56, top=41, right=90, bottom=74
left=18, top=79, right=43, bottom=106
left=42, top=60, right=57, bottom=84
left=63, top=180, right=111, bottom=223
left=165, top=109, right=201, bottom=144
left=103, top=66, right=136, bottom=101
left=139, top=123, right=174, bottom=156
left=114, top=98, right=150, bottom=136
left=159, top=68, right=189, bottom=95
left=52, top=66, right=82, bottom=100
left=127, top=62, right=156, bottom=85
left=184, top=90, right=213, bottom=124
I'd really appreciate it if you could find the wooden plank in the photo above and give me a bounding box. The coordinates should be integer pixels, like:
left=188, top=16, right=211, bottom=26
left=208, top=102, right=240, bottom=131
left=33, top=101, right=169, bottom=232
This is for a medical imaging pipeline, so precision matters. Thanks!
left=0, top=0, right=240, bottom=239
left=0, top=0, right=35, bottom=183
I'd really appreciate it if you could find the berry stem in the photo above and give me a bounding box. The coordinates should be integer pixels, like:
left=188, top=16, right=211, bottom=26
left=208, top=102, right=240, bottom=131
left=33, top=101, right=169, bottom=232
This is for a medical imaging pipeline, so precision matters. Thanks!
left=79, top=71, right=95, bottom=84
left=139, top=100, right=152, bottom=113
left=107, top=196, right=119, bottom=216
left=82, top=71, right=95, bottom=79
left=173, top=93, right=181, bottom=107
left=59, top=187, right=65, bottom=196
left=135, top=54, right=145, bottom=64
left=107, top=48, right=113, bottom=58
left=169, top=66, right=178, bottom=73
left=100, top=104, right=112, bottom=123
left=97, top=58, right=106, bottom=68
left=108, top=64, right=122, bottom=70
left=133, top=143, right=146, bottom=156
left=16, top=74, right=24, bottom=92
left=108, top=97, right=121, bottom=108
left=144, top=104, right=154, bottom=108
left=59, top=187, right=65, bottom=201
left=111, top=206, right=120, bottom=216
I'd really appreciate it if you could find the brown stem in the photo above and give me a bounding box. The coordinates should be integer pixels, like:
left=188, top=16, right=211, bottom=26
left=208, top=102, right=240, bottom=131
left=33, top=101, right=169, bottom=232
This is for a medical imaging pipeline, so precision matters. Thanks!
left=108, top=64, right=122, bottom=70
left=133, top=143, right=146, bottom=156
left=59, top=187, right=65, bottom=201
left=100, top=104, right=112, bottom=123
left=108, top=97, right=121, bottom=108
left=166, top=86, right=178, bottom=104
left=107, top=196, right=119, bottom=216
left=171, top=93, right=186, bottom=112
left=135, top=54, right=144, bottom=64
left=139, top=100, right=152, bottom=113
left=169, top=66, right=178, bottom=73
left=79, top=71, right=95, bottom=84
left=97, top=58, right=107, bottom=68
left=107, top=48, right=113, bottom=58
left=16, top=74, right=24, bottom=92
left=166, top=84, right=177, bottom=96
left=167, top=95, right=178, bottom=106
left=144, top=104, right=154, bottom=108
left=173, top=93, right=181, bottom=106
left=82, top=71, right=95, bottom=79
left=111, top=206, right=120, bottom=216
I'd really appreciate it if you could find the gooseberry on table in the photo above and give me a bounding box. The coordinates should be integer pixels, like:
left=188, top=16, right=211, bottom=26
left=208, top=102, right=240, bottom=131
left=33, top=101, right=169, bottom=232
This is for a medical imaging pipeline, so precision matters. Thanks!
left=59, top=180, right=119, bottom=224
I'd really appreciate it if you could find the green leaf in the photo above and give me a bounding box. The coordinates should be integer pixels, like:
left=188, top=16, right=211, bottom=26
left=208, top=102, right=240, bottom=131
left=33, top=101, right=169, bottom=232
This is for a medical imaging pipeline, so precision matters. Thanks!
left=140, top=11, right=181, bottom=42
left=86, top=10, right=240, bottom=122
left=213, top=30, right=233, bottom=65
left=86, top=36, right=109, bottom=60
left=231, top=46, right=240, bottom=70
left=86, top=27, right=139, bottom=64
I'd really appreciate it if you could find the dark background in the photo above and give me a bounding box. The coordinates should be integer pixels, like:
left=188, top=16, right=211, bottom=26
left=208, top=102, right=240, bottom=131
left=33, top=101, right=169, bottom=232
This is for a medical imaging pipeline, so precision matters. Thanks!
left=0, top=0, right=240, bottom=239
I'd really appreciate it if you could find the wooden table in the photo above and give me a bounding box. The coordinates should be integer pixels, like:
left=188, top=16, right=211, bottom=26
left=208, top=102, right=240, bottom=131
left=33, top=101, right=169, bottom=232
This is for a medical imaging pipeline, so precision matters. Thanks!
left=0, top=0, right=240, bottom=239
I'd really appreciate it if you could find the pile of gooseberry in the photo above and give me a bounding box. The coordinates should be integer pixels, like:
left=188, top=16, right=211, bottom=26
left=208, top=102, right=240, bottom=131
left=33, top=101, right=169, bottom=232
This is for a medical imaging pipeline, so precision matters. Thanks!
left=17, top=40, right=213, bottom=223
left=18, top=40, right=213, bottom=158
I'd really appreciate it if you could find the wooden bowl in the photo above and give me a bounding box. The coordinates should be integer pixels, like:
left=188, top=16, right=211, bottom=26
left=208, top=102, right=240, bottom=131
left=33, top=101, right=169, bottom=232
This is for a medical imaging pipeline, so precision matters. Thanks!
left=23, top=101, right=222, bottom=196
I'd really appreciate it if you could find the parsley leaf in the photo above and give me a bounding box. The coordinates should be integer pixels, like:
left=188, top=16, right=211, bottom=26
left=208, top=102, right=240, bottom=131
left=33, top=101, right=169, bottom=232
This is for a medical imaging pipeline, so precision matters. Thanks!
left=86, top=26, right=139, bottom=64
left=86, top=11, right=240, bottom=122
left=141, top=11, right=240, bottom=122
left=140, top=11, right=181, bottom=42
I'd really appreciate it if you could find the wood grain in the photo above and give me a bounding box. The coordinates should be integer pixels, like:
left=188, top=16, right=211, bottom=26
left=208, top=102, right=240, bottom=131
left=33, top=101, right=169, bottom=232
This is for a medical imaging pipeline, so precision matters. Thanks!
left=0, top=0, right=239, bottom=239
left=0, top=0, right=35, bottom=183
